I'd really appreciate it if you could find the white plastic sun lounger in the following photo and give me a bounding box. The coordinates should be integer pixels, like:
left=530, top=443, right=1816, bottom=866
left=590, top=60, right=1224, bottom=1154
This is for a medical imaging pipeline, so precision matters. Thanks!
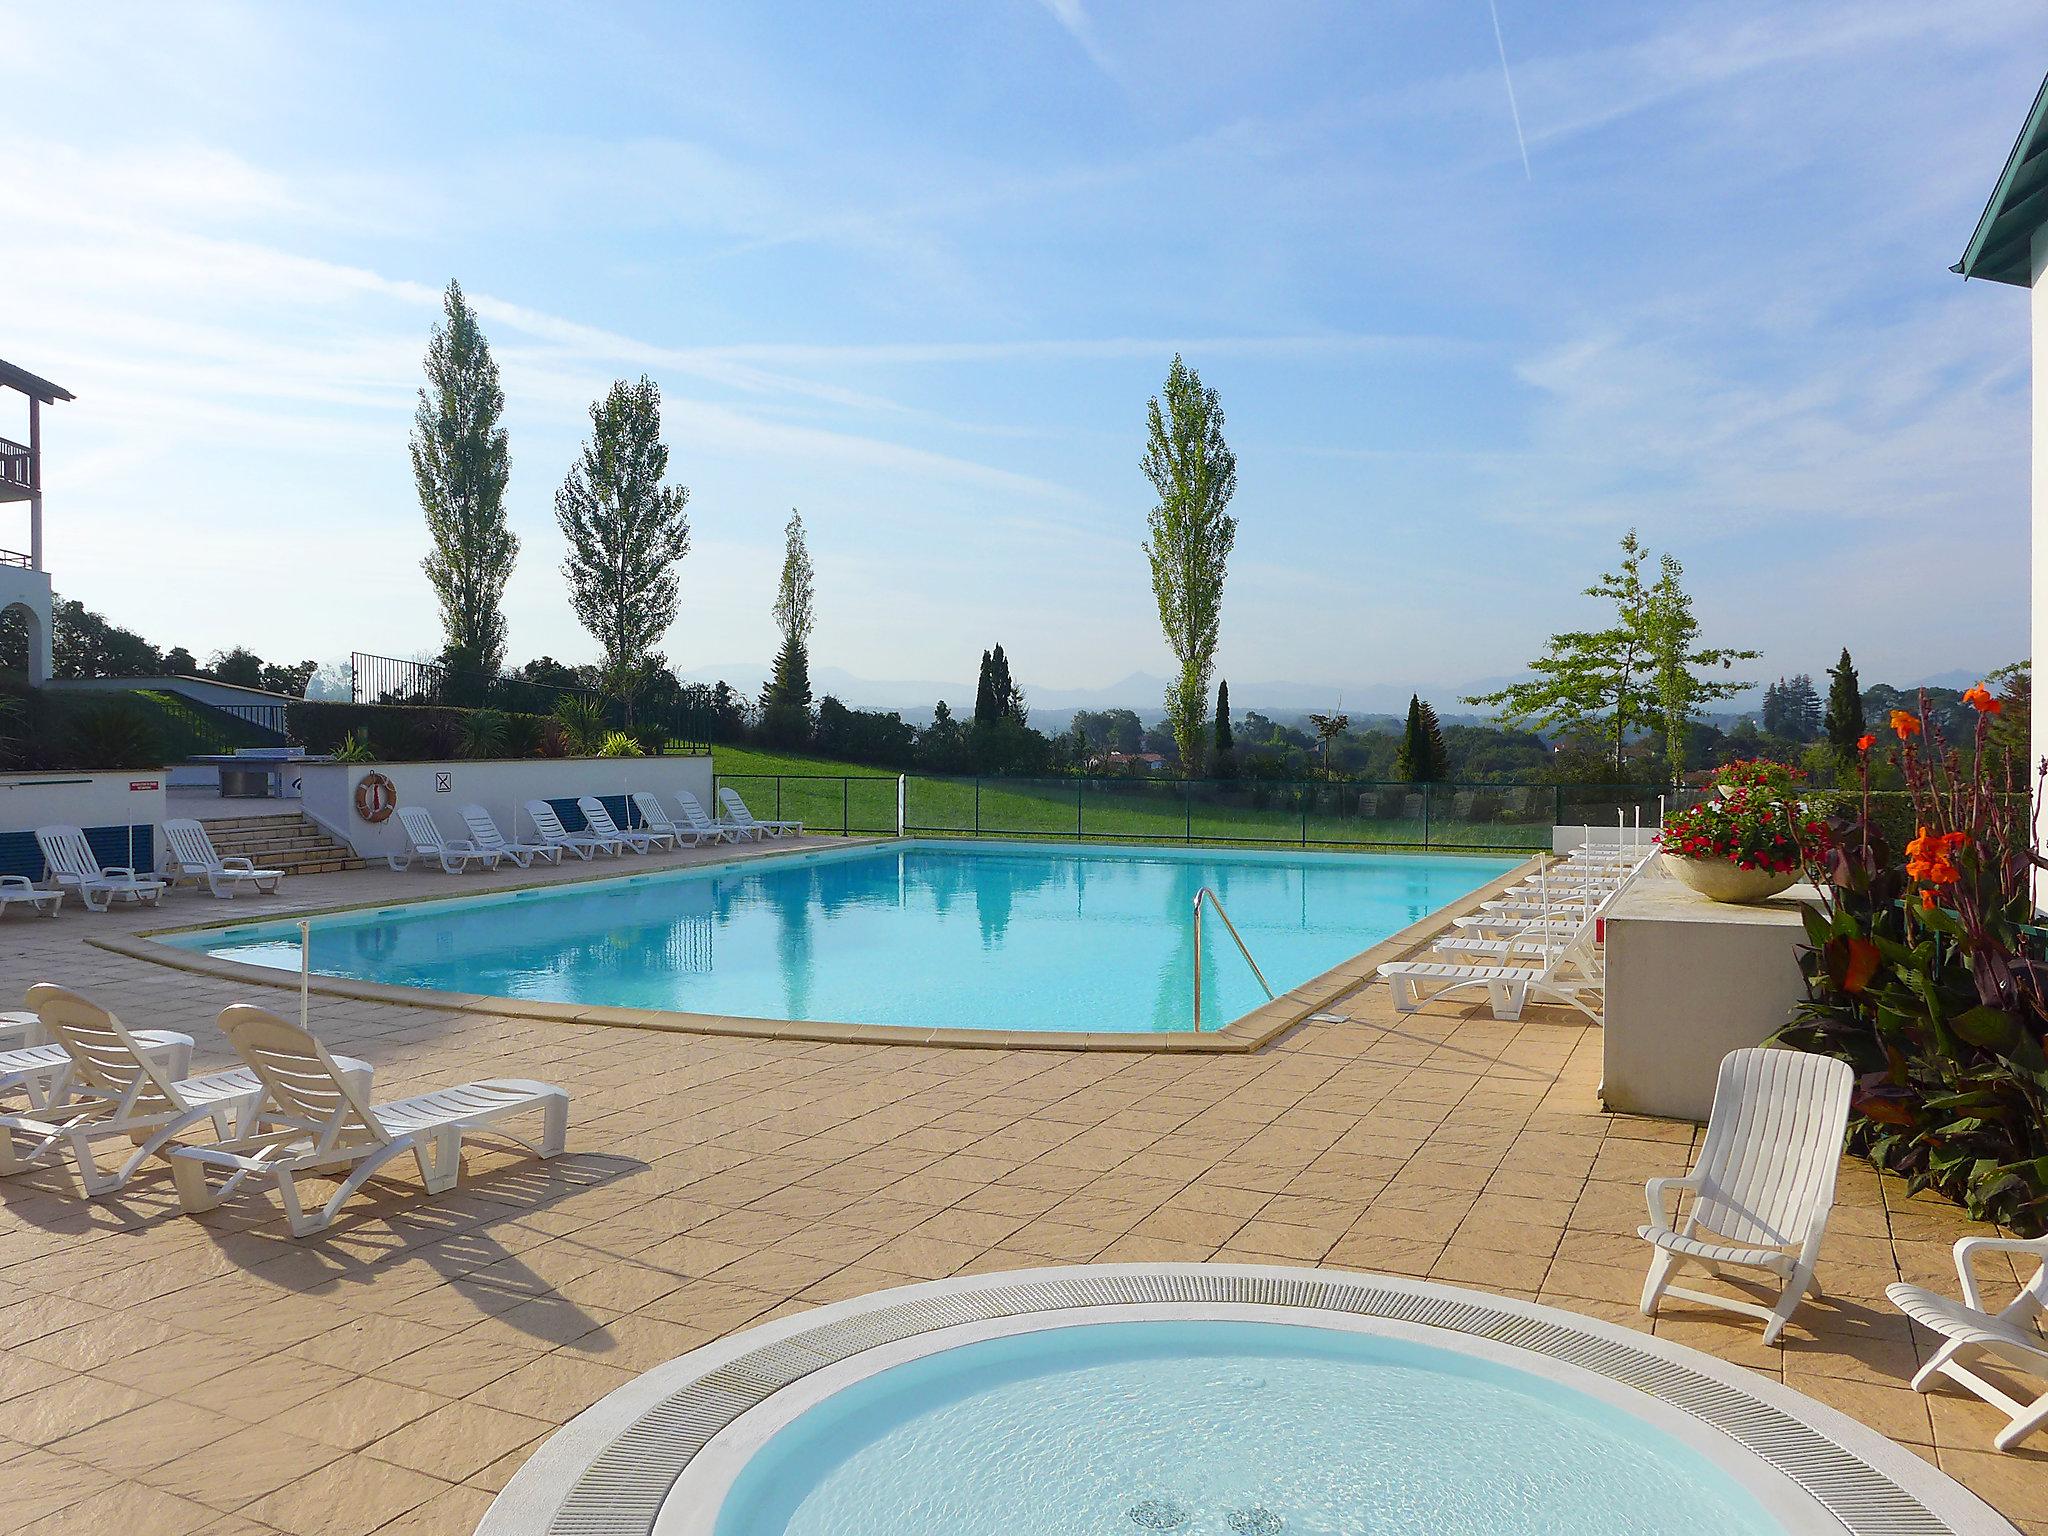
left=718, top=787, right=801, bottom=839
left=673, top=791, right=736, bottom=845
left=161, top=818, right=283, bottom=899
left=462, top=804, right=560, bottom=868
left=1639, top=1048, right=1853, bottom=1346
left=1889, top=1236, right=2048, bottom=1449
left=168, top=1004, right=567, bottom=1237
left=633, top=792, right=716, bottom=849
left=1379, top=902, right=1607, bottom=1022
left=0, top=876, right=60, bottom=919
left=0, top=985, right=357, bottom=1198
left=0, top=1008, right=193, bottom=1113
left=34, top=825, right=165, bottom=912
left=578, top=796, right=676, bottom=854
left=389, top=806, right=499, bottom=874
left=526, top=799, right=620, bottom=859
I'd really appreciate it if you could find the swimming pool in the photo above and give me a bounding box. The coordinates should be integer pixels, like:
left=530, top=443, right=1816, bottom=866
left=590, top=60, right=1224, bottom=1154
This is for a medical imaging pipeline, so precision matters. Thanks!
left=158, top=840, right=1517, bottom=1035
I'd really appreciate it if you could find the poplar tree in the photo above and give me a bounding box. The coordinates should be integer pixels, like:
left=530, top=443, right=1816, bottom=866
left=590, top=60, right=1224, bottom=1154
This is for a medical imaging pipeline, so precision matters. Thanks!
left=1141, top=355, right=1237, bottom=777
left=554, top=376, right=691, bottom=719
left=413, top=280, right=516, bottom=679
left=766, top=509, right=815, bottom=710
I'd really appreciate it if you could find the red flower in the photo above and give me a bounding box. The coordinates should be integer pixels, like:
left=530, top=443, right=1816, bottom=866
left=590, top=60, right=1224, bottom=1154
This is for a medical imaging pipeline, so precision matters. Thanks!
left=1962, top=684, right=2003, bottom=715
left=1855, top=733, right=1875, bottom=753
left=1890, top=710, right=1921, bottom=740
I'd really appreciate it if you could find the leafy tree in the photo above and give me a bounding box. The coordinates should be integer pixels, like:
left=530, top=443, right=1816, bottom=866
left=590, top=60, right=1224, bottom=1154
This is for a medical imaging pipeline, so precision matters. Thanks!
left=1469, top=531, right=1752, bottom=778
left=1140, top=354, right=1237, bottom=776
left=1073, top=707, right=1143, bottom=754
left=1824, top=648, right=1866, bottom=755
left=162, top=646, right=198, bottom=676
left=209, top=646, right=264, bottom=689
left=765, top=509, right=816, bottom=711
left=554, top=376, right=692, bottom=720
left=1307, top=710, right=1349, bottom=774
left=1986, top=661, right=2032, bottom=781
left=1395, top=694, right=1449, bottom=782
left=413, top=280, right=517, bottom=678
left=26, top=598, right=163, bottom=678
left=260, top=659, right=317, bottom=697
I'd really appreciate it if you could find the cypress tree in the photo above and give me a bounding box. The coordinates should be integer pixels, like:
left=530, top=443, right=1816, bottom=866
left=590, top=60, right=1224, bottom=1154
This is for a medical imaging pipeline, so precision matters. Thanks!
left=765, top=510, right=816, bottom=711
left=1824, top=648, right=1865, bottom=754
left=1213, top=680, right=1233, bottom=753
left=974, top=650, right=996, bottom=726
left=1396, top=695, right=1448, bottom=782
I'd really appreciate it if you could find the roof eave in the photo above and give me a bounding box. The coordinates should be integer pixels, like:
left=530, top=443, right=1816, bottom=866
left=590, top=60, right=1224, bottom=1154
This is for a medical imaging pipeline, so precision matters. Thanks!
left=1956, top=73, right=2048, bottom=288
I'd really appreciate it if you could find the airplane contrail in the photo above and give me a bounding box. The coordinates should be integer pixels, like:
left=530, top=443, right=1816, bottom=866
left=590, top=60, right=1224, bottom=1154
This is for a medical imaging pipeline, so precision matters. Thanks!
left=1487, top=0, right=1532, bottom=179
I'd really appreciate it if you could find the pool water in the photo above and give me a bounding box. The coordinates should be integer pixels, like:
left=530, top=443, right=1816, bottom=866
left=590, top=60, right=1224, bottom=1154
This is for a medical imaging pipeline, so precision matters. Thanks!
left=166, top=840, right=1516, bottom=1034
left=707, top=1320, right=1784, bottom=1535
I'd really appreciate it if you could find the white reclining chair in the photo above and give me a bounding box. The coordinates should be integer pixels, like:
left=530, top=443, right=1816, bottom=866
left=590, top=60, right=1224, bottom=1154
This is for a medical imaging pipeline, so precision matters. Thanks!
left=462, top=804, right=560, bottom=868
left=1639, top=1048, right=1853, bottom=1345
left=390, top=806, right=499, bottom=874
left=33, top=825, right=165, bottom=911
left=1890, top=1236, right=2048, bottom=1450
left=162, top=818, right=284, bottom=899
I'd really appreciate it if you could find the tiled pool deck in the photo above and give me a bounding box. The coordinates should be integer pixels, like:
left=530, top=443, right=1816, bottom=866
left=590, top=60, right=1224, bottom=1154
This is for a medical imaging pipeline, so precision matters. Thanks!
left=0, top=840, right=2042, bottom=1534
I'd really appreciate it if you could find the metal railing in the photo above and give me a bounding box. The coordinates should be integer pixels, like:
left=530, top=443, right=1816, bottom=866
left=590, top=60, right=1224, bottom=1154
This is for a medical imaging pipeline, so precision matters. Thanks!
left=1191, top=886, right=1273, bottom=1032
left=0, top=438, right=28, bottom=496
left=710, top=772, right=1676, bottom=850
left=351, top=650, right=711, bottom=754
left=0, top=547, right=29, bottom=569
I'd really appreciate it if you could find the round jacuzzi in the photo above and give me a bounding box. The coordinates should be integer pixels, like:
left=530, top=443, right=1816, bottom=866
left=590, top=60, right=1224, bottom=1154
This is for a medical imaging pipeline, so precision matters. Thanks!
left=477, top=1266, right=2016, bottom=1536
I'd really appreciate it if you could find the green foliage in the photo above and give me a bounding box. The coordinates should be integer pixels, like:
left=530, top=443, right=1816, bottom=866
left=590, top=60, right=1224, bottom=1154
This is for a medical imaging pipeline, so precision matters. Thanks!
left=414, top=279, right=517, bottom=678
left=1395, top=695, right=1449, bottom=782
left=62, top=701, right=164, bottom=769
left=1824, top=648, right=1865, bottom=755
left=554, top=374, right=692, bottom=717
left=162, top=646, right=198, bottom=676
left=596, top=730, right=645, bottom=757
left=758, top=701, right=814, bottom=751
left=457, top=708, right=510, bottom=759
left=331, top=730, right=376, bottom=763
left=973, top=646, right=1026, bottom=727
left=1470, top=532, right=1753, bottom=780
left=552, top=695, right=607, bottom=755
left=1761, top=674, right=1823, bottom=743
left=1141, top=354, right=1237, bottom=776
left=1775, top=699, right=2048, bottom=1235
left=51, top=598, right=163, bottom=677
left=208, top=646, right=264, bottom=688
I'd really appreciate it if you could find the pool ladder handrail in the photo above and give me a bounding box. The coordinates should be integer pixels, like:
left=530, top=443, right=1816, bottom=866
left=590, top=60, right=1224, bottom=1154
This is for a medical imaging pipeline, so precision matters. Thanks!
left=1191, top=886, right=1274, bottom=1032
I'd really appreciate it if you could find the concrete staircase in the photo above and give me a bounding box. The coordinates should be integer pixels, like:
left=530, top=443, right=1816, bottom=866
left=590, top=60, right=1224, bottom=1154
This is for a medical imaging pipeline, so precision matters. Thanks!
left=200, top=813, right=367, bottom=877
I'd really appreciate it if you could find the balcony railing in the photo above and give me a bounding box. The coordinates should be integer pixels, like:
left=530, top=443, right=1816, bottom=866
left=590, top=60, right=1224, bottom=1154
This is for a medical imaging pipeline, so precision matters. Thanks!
left=0, top=548, right=29, bottom=569
left=0, top=438, right=29, bottom=497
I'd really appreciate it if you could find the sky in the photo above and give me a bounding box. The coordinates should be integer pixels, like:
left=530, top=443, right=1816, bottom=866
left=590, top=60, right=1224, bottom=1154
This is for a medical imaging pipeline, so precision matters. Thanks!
left=4, top=1, right=2045, bottom=707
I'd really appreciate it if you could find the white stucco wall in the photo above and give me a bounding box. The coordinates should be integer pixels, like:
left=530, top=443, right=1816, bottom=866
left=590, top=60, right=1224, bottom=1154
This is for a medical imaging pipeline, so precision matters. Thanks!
left=0, top=769, right=169, bottom=877
left=301, top=755, right=717, bottom=860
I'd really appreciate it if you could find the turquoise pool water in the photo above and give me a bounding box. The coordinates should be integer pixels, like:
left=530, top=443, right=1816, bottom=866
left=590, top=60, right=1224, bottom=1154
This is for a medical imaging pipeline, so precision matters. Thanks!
left=163, top=840, right=1516, bottom=1035
left=708, top=1319, right=1785, bottom=1535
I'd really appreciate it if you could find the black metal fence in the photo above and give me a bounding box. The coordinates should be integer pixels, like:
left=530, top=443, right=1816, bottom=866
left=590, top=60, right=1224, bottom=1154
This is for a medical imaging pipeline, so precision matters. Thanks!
left=712, top=773, right=1678, bottom=850
left=351, top=651, right=712, bottom=754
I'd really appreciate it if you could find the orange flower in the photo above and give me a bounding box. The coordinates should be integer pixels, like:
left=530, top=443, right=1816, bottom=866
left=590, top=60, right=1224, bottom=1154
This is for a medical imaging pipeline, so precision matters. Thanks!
left=1920, top=889, right=1938, bottom=912
left=1890, top=710, right=1922, bottom=740
left=1855, top=733, right=1875, bottom=753
left=1905, top=825, right=1967, bottom=886
left=1963, top=684, right=2003, bottom=715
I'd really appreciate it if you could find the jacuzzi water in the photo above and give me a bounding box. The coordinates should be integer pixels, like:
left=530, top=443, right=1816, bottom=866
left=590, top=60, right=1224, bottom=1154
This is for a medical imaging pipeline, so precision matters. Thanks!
left=161, top=840, right=1516, bottom=1034
left=708, top=1320, right=1784, bottom=1535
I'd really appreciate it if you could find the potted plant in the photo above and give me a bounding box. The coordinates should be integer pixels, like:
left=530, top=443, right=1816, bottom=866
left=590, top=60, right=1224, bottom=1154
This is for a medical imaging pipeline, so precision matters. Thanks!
left=1714, top=757, right=1806, bottom=800
left=1658, top=789, right=1815, bottom=903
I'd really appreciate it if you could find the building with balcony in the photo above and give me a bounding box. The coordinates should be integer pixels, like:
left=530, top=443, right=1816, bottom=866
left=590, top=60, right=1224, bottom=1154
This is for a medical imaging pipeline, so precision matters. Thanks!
left=0, top=357, right=72, bottom=686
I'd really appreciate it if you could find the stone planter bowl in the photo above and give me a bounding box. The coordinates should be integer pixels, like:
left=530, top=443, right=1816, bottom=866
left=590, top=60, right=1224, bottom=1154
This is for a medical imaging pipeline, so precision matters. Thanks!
left=1662, top=853, right=1799, bottom=905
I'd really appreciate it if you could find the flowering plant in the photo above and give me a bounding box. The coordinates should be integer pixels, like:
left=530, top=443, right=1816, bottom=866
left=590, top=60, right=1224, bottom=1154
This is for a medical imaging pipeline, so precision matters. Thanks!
left=1659, top=790, right=1815, bottom=874
left=1714, top=758, right=1806, bottom=798
left=1775, top=686, right=2048, bottom=1234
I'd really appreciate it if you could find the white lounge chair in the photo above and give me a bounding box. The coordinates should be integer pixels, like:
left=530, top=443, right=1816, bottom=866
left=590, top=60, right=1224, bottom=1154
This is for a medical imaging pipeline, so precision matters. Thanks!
left=1638, top=1048, right=1853, bottom=1345
left=1889, top=1236, right=2048, bottom=1450
left=1379, top=905, right=1606, bottom=1022
left=526, top=799, right=620, bottom=858
left=161, top=818, right=284, bottom=899
left=33, top=825, right=165, bottom=912
left=0, top=985, right=349, bottom=1198
left=462, top=805, right=560, bottom=868
left=0, top=1004, right=193, bottom=1113
left=168, top=1004, right=567, bottom=1238
left=389, top=806, right=499, bottom=874
left=633, top=791, right=717, bottom=848
left=673, top=791, right=736, bottom=845
left=0, top=877, right=60, bottom=919
left=718, top=787, right=801, bottom=838
left=578, top=795, right=676, bottom=854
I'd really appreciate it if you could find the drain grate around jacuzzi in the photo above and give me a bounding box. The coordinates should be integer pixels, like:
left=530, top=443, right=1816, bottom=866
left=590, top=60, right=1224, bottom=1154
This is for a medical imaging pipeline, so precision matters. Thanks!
left=538, top=1267, right=1959, bottom=1536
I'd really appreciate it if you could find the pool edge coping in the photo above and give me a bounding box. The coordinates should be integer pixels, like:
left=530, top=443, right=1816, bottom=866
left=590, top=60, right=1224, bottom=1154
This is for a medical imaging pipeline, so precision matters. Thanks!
left=88, top=846, right=1542, bottom=1054
left=474, top=1262, right=2017, bottom=1536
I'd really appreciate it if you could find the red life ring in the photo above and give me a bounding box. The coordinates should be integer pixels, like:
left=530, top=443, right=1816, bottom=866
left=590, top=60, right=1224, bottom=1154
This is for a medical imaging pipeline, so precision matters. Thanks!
left=354, top=771, right=397, bottom=824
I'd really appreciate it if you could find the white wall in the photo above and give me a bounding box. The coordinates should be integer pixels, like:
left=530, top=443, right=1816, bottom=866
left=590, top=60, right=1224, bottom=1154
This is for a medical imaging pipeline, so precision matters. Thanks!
left=0, top=769, right=169, bottom=876
left=302, top=755, right=717, bottom=860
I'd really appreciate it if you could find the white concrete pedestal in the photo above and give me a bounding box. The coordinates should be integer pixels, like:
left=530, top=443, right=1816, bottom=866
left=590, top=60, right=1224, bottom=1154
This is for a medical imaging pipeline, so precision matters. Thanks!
left=1602, top=874, right=1817, bottom=1122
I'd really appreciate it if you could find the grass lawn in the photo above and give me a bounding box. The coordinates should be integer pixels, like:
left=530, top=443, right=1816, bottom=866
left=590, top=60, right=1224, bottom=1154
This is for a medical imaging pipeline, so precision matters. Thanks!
left=704, top=743, right=1599, bottom=852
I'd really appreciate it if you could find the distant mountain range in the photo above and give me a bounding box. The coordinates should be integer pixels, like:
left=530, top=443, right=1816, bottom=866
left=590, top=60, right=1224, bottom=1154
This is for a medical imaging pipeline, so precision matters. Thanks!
left=676, top=663, right=2003, bottom=731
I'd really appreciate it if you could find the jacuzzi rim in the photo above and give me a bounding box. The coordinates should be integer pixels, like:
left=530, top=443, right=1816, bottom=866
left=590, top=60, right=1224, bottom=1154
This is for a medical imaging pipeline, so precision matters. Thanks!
left=474, top=1263, right=2017, bottom=1536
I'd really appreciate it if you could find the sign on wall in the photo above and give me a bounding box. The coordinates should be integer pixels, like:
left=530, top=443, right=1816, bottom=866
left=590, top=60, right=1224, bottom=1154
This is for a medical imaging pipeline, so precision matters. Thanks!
left=434, top=772, right=453, bottom=794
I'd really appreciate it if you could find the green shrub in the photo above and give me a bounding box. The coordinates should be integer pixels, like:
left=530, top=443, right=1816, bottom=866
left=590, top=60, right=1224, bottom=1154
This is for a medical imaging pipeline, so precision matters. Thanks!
left=331, top=730, right=376, bottom=763
left=596, top=730, right=644, bottom=757
left=553, top=696, right=606, bottom=754
left=459, top=709, right=510, bottom=760
left=63, top=701, right=165, bottom=769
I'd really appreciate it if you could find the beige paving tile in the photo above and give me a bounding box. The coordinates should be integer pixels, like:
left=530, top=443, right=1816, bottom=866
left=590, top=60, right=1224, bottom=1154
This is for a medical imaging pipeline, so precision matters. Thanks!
left=242, top=1454, right=449, bottom=1536
left=367, top=1399, right=552, bottom=1482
